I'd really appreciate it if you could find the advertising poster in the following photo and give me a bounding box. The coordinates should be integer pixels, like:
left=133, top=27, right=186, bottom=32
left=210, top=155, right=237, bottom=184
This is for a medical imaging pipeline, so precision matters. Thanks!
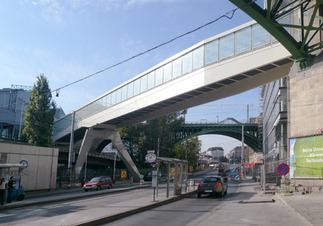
left=289, top=135, right=323, bottom=178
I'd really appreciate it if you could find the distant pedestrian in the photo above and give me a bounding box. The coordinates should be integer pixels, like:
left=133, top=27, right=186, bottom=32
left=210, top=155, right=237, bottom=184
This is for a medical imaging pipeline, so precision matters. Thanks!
left=0, top=178, right=7, bottom=205
left=80, top=177, right=85, bottom=187
left=7, top=176, right=14, bottom=203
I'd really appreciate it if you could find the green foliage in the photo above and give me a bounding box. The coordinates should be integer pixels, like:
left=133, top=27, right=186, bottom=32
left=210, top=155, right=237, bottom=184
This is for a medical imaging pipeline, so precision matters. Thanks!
left=119, top=123, right=144, bottom=166
left=119, top=111, right=187, bottom=167
left=174, top=137, right=201, bottom=167
left=22, top=74, right=56, bottom=147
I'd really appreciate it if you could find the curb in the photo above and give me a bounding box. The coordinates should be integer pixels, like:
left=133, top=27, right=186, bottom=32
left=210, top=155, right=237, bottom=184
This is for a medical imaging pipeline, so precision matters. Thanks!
left=275, top=193, right=313, bottom=226
left=74, top=190, right=197, bottom=226
left=0, top=185, right=150, bottom=210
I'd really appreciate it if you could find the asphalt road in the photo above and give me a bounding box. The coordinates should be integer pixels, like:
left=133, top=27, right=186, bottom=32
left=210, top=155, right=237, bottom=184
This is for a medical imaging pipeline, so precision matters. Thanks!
left=0, top=187, right=152, bottom=225
left=0, top=170, right=307, bottom=226
left=103, top=182, right=305, bottom=226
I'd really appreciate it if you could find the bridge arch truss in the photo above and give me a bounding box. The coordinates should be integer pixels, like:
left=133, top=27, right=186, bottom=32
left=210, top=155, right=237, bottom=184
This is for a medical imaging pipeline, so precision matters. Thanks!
left=173, top=123, right=262, bottom=152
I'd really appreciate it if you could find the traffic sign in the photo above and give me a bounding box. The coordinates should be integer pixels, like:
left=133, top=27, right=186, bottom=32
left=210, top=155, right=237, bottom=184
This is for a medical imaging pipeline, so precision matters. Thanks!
left=121, top=171, right=127, bottom=178
left=234, top=174, right=240, bottom=180
left=152, top=170, right=158, bottom=187
left=20, top=160, right=28, bottom=169
left=277, top=163, right=289, bottom=176
left=231, top=168, right=235, bottom=173
left=145, top=153, right=157, bottom=163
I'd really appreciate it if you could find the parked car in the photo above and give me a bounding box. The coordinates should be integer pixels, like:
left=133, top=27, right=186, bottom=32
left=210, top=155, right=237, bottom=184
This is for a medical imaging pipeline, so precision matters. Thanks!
left=83, top=176, right=115, bottom=192
left=197, top=175, right=228, bottom=198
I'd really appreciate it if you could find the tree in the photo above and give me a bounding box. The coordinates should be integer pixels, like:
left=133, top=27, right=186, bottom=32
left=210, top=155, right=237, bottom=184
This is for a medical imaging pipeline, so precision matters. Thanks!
left=174, top=137, right=201, bottom=167
left=120, top=111, right=186, bottom=167
left=119, top=123, right=144, bottom=166
left=22, top=74, right=56, bottom=146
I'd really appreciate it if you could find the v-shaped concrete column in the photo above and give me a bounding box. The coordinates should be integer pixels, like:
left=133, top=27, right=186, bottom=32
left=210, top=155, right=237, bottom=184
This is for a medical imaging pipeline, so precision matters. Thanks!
left=74, top=127, right=141, bottom=182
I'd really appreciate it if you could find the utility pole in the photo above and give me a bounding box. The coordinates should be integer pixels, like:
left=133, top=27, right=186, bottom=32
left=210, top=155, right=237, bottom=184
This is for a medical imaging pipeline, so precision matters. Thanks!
left=68, top=111, right=75, bottom=186
left=247, top=104, right=249, bottom=123
left=156, top=138, right=160, bottom=198
left=241, top=125, right=245, bottom=180
left=113, top=152, right=116, bottom=181
left=84, top=154, right=87, bottom=181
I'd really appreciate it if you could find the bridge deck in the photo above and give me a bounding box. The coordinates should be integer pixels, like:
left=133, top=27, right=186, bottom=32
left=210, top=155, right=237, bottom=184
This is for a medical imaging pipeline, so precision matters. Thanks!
left=54, top=20, right=293, bottom=143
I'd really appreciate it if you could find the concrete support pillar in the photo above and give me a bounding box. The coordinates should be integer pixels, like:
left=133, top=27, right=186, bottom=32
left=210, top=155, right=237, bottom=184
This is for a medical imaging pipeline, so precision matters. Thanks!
left=74, top=128, right=95, bottom=179
left=110, top=132, right=141, bottom=182
left=74, top=127, right=141, bottom=182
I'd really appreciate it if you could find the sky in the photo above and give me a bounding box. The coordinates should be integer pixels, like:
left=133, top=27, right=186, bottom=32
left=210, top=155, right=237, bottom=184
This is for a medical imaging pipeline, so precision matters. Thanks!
left=0, top=0, right=263, bottom=154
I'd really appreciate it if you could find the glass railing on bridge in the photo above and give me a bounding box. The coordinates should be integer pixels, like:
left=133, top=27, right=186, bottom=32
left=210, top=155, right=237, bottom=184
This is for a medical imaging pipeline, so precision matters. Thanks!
left=54, top=15, right=295, bottom=136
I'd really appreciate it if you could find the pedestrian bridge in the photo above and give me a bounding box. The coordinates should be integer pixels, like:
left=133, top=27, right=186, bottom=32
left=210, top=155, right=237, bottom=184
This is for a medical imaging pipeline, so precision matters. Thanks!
left=54, top=20, right=292, bottom=142
left=53, top=20, right=293, bottom=181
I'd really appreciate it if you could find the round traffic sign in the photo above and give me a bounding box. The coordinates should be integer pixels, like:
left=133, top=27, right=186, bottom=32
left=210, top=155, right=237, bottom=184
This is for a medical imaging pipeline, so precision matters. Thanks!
left=145, top=153, right=157, bottom=163
left=20, top=160, right=28, bottom=169
left=277, top=163, right=289, bottom=176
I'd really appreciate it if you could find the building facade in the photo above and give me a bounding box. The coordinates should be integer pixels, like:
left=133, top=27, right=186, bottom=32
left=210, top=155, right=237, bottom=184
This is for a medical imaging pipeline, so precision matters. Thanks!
left=227, top=146, right=247, bottom=164
left=287, top=57, right=323, bottom=188
left=261, top=77, right=288, bottom=184
left=0, top=85, right=65, bottom=141
left=0, top=85, right=31, bottom=140
left=205, top=147, right=224, bottom=159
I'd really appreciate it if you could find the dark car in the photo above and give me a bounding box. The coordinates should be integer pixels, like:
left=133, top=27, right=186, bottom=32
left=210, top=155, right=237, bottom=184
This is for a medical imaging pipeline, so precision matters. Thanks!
left=83, top=176, right=115, bottom=192
left=144, top=172, right=161, bottom=181
left=197, top=175, right=228, bottom=198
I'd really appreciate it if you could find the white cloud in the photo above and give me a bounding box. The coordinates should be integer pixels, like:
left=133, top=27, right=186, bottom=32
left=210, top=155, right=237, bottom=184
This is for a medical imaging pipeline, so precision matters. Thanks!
left=27, top=0, right=65, bottom=24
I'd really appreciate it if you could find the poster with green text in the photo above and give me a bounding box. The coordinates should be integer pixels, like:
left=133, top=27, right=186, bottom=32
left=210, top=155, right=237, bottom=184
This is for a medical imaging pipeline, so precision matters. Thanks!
left=290, top=135, right=323, bottom=178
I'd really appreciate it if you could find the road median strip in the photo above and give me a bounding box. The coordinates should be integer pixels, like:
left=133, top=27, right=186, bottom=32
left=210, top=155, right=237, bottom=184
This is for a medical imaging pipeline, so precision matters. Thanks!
left=0, top=185, right=150, bottom=210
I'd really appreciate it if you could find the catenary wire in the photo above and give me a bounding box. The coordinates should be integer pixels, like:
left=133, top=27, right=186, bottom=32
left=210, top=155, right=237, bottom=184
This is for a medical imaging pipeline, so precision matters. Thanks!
left=0, top=0, right=257, bottom=110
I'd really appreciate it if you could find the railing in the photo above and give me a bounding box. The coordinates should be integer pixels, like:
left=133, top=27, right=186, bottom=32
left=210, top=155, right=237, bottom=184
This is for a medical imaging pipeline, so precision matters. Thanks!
left=54, top=16, right=294, bottom=136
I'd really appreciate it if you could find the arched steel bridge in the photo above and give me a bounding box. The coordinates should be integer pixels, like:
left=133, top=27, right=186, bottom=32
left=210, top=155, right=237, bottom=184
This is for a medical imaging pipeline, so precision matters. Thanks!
left=174, top=118, right=262, bottom=152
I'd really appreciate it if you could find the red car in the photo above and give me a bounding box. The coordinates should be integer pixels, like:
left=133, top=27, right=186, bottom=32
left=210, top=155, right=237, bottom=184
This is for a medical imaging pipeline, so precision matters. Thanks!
left=83, top=176, right=115, bottom=192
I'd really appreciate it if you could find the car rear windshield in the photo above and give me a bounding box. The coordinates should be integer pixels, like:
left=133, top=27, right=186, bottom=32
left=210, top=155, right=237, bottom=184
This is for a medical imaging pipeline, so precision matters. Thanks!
left=203, top=177, right=220, bottom=183
left=90, top=177, right=101, bottom=182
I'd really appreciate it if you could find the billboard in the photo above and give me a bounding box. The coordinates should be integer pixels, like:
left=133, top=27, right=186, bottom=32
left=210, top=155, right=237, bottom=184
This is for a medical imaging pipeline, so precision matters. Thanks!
left=290, top=135, right=323, bottom=178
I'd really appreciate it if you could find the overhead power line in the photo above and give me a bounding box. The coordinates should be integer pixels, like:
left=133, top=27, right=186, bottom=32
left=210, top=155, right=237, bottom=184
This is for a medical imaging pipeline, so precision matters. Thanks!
left=51, top=0, right=257, bottom=93
left=0, top=0, right=257, bottom=110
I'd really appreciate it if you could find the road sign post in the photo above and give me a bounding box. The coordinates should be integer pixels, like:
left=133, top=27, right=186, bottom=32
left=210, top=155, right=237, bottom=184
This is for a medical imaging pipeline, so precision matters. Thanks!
left=152, top=170, right=158, bottom=202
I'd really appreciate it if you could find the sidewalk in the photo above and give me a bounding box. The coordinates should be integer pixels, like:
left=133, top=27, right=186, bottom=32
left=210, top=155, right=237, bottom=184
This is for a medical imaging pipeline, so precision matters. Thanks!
left=247, top=177, right=323, bottom=226
left=275, top=189, right=323, bottom=226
